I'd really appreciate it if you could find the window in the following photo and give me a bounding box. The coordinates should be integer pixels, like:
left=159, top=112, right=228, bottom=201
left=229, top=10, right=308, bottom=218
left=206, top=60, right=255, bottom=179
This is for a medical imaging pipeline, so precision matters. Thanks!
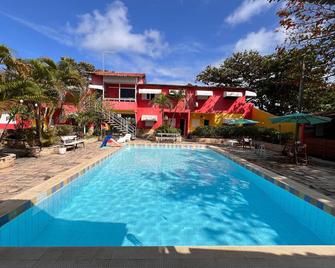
left=120, top=88, right=135, bottom=99
left=204, top=119, right=210, bottom=126
left=142, top=94, right=156, bottom=100
left=191, top=119, right=200, bottom=128
left=144, top=120, right=155, bottom=127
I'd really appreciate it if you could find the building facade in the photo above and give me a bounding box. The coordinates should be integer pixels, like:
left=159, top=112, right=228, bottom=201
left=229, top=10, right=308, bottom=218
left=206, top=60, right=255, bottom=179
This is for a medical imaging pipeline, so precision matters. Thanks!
left=89, top=71, right=255, bottom=136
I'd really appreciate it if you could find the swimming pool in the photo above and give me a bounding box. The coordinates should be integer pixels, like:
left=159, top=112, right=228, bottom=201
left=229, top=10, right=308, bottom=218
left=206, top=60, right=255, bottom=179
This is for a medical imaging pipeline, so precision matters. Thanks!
left=0, top=146, right=334, bottom=246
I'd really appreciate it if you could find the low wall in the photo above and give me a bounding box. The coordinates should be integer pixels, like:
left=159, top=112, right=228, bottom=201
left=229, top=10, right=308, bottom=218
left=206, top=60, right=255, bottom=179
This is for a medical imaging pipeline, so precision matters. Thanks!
left=305, top=138, right=335, bottom=161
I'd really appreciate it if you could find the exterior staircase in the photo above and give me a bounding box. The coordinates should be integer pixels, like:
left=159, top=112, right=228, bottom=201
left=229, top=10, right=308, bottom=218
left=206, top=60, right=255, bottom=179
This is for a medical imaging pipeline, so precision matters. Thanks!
left=104, top=112, right=136, bottom=139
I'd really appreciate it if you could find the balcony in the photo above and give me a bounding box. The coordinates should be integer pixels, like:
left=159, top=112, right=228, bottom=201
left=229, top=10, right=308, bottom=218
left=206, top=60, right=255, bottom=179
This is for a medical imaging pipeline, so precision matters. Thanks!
left=104, top=85, right=137, bottom=103
left=104, top=97, right=136, bottom=102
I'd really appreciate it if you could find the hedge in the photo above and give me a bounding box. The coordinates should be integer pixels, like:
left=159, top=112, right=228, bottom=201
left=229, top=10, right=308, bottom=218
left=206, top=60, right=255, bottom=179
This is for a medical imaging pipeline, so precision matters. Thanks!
left=191, top=125, right=292, bottom=144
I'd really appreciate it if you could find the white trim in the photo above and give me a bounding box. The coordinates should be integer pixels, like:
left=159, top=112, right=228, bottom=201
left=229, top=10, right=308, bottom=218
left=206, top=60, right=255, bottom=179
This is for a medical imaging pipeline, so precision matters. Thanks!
left=224, top=91, right=243, bottom=98
left=88, top=84, right=104, bottom=90
left=139, top=89, right=162, bottom=94
left=141, top=115, right=158, bottom=121
left=169, top=89, right=183, bottom=95
left=0, top=112, right=15, bottom=125
left=245, top=90, right=257, bottom=97
left=195, top=90, right=213, bottom=97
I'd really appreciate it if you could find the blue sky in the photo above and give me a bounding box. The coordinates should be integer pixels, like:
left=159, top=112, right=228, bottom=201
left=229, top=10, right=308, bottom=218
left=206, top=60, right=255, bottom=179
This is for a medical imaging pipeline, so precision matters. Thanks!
left=0, top=0, right=284, bottom=84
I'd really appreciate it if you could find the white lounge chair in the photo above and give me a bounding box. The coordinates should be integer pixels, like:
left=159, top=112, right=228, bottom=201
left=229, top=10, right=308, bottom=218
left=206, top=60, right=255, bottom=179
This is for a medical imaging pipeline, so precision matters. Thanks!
left=60, top=135, right=85, bottom=150
left=117, top=134, right=132, bottom=143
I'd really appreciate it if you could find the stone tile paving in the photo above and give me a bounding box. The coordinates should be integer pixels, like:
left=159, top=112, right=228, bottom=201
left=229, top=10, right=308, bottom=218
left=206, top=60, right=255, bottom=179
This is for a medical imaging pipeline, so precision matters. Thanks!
left=0, top=142, right=112, bottom=202
left=220, top=145, right=335, bottom=199
left=0, top=246, right=334, bottom=268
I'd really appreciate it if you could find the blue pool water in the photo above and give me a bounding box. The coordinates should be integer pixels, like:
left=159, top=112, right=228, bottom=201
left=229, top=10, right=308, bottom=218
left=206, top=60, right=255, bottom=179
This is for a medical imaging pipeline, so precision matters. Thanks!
left=1, top=147, right=335, bottom=246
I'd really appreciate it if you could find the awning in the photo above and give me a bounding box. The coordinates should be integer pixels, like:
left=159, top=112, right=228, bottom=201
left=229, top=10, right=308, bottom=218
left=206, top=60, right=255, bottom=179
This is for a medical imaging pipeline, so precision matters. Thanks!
left=141, top=115, right=158, bottom=121
left=245, top=90, right=257, bottom=97
left=88, top=84, right=104, bottom=90
left=195, top=90, right=213, bottom=97
left=169, top=89, right=183, bottom=95
left=224, top=91, right=243, bottom=98
left=138, top=89, right=162, bottom=94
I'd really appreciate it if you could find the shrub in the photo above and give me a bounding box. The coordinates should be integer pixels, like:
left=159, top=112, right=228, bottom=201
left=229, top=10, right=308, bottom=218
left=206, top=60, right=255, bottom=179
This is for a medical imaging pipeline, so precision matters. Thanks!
left=41, top=128, right=59, bottom=147
left=55, top=125, right=74, bottom=136
left=154, top=125, right=181, bottom=135
left=191, top=125, right=293, bottom=144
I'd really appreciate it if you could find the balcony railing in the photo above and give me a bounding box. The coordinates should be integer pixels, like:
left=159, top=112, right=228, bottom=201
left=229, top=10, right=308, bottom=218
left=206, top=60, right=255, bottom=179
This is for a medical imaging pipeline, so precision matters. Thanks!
left=104, top=97, right=136, bottom=102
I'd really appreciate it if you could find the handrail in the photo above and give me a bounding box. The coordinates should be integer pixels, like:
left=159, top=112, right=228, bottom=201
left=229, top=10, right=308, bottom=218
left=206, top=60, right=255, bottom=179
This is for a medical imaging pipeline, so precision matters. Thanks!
left=103, top=111, right=136, bottom=137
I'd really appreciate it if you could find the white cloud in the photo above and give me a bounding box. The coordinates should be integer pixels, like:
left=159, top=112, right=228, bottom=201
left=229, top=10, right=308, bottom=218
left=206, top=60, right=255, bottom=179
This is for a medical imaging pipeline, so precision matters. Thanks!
left=68, top=1, right=167, bottom=57
left=234, top=27, right=285, bottom=54
left=225, top=0, right=273, bottom=25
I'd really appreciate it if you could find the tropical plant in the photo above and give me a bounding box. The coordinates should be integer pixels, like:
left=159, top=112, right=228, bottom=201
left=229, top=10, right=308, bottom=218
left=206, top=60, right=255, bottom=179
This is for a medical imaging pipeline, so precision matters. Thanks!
left=168, top=90, right=186, bottom=127
left=151, top=93, right=172, bottom=124
left=67, top=92, right=111, bottom=135
left=154, top=125, right=181, bottom=135
left=0, top=44, right=95, bottom=146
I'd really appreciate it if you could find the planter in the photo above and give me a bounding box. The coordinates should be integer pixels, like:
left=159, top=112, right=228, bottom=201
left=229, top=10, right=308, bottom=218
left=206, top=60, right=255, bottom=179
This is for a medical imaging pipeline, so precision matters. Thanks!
left=0, top=153, right=16, bottom=169
left=58, top=147, right=67, bottom=155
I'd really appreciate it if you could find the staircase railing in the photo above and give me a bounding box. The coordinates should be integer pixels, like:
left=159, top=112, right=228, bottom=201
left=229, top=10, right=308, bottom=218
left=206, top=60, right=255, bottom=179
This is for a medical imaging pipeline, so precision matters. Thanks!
left=103, top=111, right=136, bottom=138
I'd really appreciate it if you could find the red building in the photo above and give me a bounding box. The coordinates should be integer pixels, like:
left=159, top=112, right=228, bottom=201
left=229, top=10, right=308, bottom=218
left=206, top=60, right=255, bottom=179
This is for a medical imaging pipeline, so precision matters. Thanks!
left=88, top=71, right=255, bottom=136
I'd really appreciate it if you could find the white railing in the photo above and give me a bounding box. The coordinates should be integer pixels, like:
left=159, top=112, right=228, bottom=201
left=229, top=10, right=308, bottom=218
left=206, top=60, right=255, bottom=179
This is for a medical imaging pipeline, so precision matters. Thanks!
left=103, top=111, right=136, bottom=138
left=104, top=97, right=136, bottom=102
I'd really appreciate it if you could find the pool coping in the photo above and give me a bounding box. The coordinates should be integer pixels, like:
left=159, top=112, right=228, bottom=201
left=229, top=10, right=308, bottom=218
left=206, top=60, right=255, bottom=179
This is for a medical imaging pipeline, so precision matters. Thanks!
left=0, top=143, right=334, bottom=229
left=208, top=145, right=335, bottom=217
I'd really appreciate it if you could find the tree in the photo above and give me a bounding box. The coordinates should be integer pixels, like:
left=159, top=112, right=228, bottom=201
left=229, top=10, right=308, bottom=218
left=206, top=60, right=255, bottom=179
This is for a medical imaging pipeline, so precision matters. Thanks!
left=151, top=94, right=172, bottom=124
left=196, top=49, right=333, bottom=115
left=168, top=90, right=186, bottom=127
left=68, top=92, right=111, bottom=136
left=196, top=51, right=264, bottom=87
left=272, top=0, right=335, bottom=77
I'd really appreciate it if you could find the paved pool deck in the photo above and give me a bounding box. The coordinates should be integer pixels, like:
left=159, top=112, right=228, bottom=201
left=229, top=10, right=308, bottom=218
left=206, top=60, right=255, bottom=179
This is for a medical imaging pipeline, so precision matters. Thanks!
left=0, top=141, right=120, bottom=202
left=0, top=246, right=334, bottom=267
left=217, top=145, right=335, bottom=200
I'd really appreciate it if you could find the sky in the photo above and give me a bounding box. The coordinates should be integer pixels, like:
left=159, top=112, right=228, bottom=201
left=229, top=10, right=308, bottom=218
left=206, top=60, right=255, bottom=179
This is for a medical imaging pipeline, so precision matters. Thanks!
left=0, top=0, right=285, bottom=84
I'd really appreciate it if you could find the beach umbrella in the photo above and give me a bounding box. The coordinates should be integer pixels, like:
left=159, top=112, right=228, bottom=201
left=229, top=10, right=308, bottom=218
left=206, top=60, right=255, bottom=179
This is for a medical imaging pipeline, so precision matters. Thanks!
left=225, top=118, right=259, bottom=125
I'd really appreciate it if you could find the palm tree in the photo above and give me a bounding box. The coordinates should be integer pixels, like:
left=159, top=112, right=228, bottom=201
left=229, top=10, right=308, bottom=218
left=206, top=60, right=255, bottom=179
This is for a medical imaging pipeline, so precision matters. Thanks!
left=0, top=45, right=41, bottom=142
left=151, top=93, right=172, bottom=125
left=168, top=90, right=186, bottom=127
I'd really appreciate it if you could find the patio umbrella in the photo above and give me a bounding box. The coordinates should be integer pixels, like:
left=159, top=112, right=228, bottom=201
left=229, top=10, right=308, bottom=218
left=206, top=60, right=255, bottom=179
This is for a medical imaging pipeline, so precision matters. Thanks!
left=269, top=112, right=332, bottom=142
left=225, top=118, right=259, bottom=125
left=269, top=113, right=332, bottom=125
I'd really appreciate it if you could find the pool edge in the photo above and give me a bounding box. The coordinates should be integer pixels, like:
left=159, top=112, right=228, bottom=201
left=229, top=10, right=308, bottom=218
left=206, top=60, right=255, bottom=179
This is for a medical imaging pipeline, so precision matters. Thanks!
left=208, top=145, right=335, bottom=218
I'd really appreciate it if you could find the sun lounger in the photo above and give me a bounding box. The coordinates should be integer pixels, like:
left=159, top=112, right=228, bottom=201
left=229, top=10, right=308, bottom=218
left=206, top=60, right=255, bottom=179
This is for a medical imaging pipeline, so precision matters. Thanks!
left=60, top=135, right=85, bottom=150
left=226, top=139, right=239, bottom=147
left=156, top=133, right=180, bottom=143
left=117, top=133, right=132, bottom=143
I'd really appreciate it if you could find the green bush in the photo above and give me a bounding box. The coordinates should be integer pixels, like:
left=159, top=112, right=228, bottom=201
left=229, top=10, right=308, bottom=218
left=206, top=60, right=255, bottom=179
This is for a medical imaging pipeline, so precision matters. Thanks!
left=154, top=125, right=181, bottom=135
left=41, top=128, right=59, bottom=147
left=192, top=125, right=292, bottom=144
left=55, top=125, right=74, bottom=136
